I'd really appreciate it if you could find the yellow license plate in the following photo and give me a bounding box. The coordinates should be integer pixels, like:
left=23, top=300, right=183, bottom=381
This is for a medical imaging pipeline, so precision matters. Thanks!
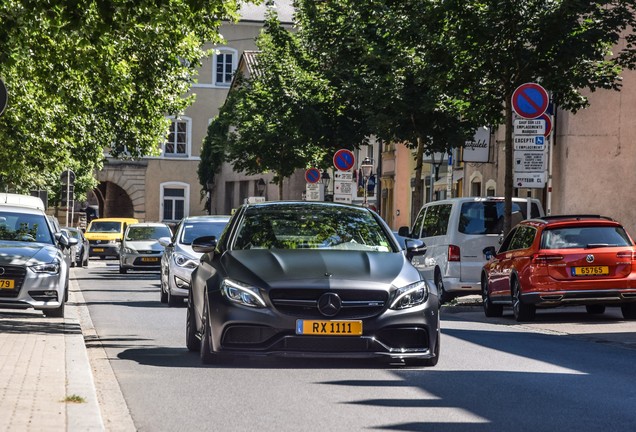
left=296, top=320, right=362, bottom=336
left=0, top=279, right=15, bottom=289
left=93, top=248, right=104, bottom=252
left=141, top=257, right=159, bottom=262
left=573, top=266, right=609, bottom=276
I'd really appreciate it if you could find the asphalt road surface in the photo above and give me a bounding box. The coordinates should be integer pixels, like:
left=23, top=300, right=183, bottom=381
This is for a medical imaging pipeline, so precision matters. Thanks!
left=75, top=260, right=636, bottom=432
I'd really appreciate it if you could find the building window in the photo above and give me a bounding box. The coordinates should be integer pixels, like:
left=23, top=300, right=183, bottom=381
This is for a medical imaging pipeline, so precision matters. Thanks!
left=161, top=183, right=190, bottom=222
left=471, top=181, right=482, bottom=197
left=214, top=50, right=236, bottom=86
left=163, top=117, right=191, bottom=157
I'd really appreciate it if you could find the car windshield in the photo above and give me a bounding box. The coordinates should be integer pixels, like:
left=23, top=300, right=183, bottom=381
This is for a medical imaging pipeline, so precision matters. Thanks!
left=0, top=211, right=54, bottom=244
left=66, top=229, right=81, bottom=240
left=232, top=204, right=394, bottom=252
left=181, top=221, right=228, bottom=245
left=459, top=201, right=525, bottom=235
left=126, top=226, right=172, bottom=241
left=88, top=221, right=122, bottom=233
left=541, top=226, right=633, bottom=249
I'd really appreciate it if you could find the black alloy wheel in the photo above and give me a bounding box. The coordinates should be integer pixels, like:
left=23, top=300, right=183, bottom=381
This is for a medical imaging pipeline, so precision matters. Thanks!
left=186, top=298, right=200, bottom=351
left=482, top=275, right=503, bottom=318
left=200, top=301, right=218, bottom=365
left=512, top=278, right=535, bottom=322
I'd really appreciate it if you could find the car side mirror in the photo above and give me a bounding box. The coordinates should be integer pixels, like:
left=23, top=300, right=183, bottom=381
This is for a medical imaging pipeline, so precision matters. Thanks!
left=158, top=237, right=172, bottom=248
left=192, top=236, right=217, bottom=254
left=397, top=226, right=410, bottom=237
left=483, top=246, right=496, bottom=260
left=405, top=238, right=426, bottom=260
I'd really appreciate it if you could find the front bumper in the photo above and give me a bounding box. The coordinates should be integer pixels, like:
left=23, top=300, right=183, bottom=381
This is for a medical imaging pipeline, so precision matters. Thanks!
left=89, top=243, right=120, bottom=257
left=0, top=266, right=66, bottom=311
left=120, top=253, right=162, bottom=270
left=204, top=290, right=440, bottom=361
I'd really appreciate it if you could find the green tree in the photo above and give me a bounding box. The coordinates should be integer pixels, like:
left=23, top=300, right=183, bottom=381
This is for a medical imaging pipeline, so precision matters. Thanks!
left=210, top=12, right=352, bottom=198
left=437, top=0, right=636, bottom=233
left=0, top=0, right=240, bottom=195
left=295, top=0, right=479, bottom=214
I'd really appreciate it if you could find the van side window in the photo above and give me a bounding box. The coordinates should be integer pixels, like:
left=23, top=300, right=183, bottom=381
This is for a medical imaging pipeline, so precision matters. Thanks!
left=411, top=208, right=426, bottom=239
left=423, top=204, right=451, bottom=236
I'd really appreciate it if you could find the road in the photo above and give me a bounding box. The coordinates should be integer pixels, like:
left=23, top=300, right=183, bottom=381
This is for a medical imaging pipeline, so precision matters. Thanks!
left=76, top=260, right=636, bottom=432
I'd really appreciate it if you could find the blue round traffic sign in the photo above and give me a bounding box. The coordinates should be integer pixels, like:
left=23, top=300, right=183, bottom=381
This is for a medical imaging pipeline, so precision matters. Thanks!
left=305, top=168, right=321, bottom=184
left=333, top=149, right=355, bottom=172
left=512, top=83, right=549, bottom=119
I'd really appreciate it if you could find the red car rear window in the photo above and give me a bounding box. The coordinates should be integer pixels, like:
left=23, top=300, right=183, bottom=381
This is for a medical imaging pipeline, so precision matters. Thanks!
left=541, top=226, right=633, bottom=249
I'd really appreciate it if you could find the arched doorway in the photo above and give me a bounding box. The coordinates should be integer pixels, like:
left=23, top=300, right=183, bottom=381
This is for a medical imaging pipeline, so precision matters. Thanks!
left=91, top=182, right=135, bottom=218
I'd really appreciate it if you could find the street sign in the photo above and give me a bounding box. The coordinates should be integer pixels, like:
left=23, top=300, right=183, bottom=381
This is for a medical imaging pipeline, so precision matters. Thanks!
left=511, top=82, right=549, bottom=119
left=514, top=172, right=546, bottom=189
left=304, top=168, right=321, bottom=184
left=540, top=113, right=552, bottom=137
left=514, top=151, right=547, bottom=172
left=333, top=149, right=355, bottom=172
left=513, top=135, right=546, bottom=152
left=60, top=169, right=76, bottom=184
left=514, top=119, right=546, bottom=135
left=305, top=183, right=323, bottom=201
left=0, top=79, right=7, bottom=116
left=334, top=171, right=353, bottom=182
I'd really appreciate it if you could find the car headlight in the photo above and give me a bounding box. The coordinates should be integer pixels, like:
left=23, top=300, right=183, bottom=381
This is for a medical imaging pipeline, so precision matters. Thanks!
left=174, top=275, right=191, bottom=290
left=122, top=247, right=134, bottom=254
left=173, top=253, right=199, bottom=269
left=31, top=259, right=61, bottom=275
left=220, top=278, right=266, bottom=308
left=390, top=280, right=429, bottom=310
left=109, top=240, right=120, bottom=245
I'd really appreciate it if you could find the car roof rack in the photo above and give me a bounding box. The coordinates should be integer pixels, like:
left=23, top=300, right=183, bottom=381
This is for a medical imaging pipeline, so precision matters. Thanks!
left=538, top=215, right=615, bottom=222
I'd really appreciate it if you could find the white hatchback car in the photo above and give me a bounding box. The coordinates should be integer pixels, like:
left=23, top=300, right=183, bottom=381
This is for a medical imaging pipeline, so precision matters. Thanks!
left=119, top=223, right=173, bottom=274
left=399, top=197, right=544, bottom=303
left=159, top=215, right=230, bottom=306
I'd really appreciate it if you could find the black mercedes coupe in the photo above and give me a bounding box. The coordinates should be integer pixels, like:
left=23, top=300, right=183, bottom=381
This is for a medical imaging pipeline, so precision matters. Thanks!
left=186, top=201, right=440, bottom=367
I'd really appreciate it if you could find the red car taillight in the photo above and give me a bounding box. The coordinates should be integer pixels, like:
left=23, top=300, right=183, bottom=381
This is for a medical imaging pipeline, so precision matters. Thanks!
left=532, top=253, right=563, bottom=266
left=616, top=251, right=636, bottom=260
left=448, top=245, right=461, bottom=262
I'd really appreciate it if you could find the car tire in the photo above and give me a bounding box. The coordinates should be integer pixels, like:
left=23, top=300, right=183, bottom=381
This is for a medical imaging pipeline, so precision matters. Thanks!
left=200, top=302, right=218, bottom=365
left=167, top=288, right=181, bottom=307
left=585, top=304, right=606, bottom=315
left=512, top=278, right=535, bottom=322
left=482, top=275, right=503, bottom=318
left=83, top=257, right=89, bottom=267
left=186, top=300, right=201, bottom=352
left=119, top=266, right=127, bottom=274
left=160, top=278, right=168, bottom=304
left=435, top=270, right=453, bottom=305
left=621, top=303, right=636, bottom=320
left=44, top=301, right=65, bottom=318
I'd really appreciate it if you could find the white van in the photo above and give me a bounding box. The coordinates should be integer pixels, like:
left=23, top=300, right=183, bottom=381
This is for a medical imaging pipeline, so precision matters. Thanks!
left=398, top=197, right=544, bottom=303
left=0, top=193, right=45, bottom=210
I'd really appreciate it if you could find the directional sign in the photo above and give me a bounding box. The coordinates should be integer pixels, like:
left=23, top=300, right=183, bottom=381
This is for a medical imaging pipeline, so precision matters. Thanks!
left=333, top=149, right=355, bottom=172
left=513, top=136, right=547, bottom=152
left=514, top=151, right=547, bottom=172
left=514, top=119, right=546, bottom=135
left=511, top=82, right=549, bottom=119
left=305, top=168, right=321, bottom=184
left=0, top=79, right=7, bottom=116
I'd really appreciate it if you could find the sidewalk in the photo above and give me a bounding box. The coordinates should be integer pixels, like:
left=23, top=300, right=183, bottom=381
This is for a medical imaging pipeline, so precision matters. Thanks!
left=0, top=275, right=105, bottom=431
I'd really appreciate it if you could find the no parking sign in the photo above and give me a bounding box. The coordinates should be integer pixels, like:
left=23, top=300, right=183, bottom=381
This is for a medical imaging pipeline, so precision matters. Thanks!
left=511, top=83, right=549, bottom=119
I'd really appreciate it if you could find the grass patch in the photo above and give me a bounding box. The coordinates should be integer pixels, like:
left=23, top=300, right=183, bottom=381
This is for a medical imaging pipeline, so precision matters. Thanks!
left=63, top=394, right=86, bottom=404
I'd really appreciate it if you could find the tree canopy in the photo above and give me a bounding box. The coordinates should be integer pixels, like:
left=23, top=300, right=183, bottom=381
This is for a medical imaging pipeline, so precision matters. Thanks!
left=0, top=0, right=240, bottom=198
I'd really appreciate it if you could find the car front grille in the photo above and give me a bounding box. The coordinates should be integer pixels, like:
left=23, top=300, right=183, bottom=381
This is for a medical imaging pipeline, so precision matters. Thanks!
left=269, top=288, right=388, bottom=319
left=0, top=266, right=27, bottom=298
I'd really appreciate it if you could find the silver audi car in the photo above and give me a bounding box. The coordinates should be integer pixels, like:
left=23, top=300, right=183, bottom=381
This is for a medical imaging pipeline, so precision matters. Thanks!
left=0, top=203, right=76, bottom=317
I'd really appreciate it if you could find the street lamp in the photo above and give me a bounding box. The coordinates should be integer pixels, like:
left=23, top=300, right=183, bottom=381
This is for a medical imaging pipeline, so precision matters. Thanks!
left=256, top=178, right=266, bottom=197
left=360, top=157, right=373, bottom=207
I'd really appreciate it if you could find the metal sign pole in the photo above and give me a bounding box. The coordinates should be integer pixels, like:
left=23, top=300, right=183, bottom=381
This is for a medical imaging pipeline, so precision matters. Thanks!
left=65, top=171, right=70, bottom=227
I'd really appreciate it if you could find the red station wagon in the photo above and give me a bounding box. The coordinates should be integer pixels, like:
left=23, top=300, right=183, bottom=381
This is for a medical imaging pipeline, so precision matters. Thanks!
left=481, top=215, right=636, bottom=321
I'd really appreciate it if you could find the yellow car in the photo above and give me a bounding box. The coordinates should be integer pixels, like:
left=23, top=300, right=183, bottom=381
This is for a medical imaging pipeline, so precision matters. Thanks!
left=84, top=217, right=139, bottom=259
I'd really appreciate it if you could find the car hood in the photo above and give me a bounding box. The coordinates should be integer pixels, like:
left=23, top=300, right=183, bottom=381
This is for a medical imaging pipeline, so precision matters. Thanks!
left=0, top=241, right=60, bottom=266
left=220, top=250, right=418, bottom=289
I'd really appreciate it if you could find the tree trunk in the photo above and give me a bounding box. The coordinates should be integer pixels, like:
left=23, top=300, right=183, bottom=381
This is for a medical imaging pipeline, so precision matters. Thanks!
left=411, top=136, right=426, bottom=221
